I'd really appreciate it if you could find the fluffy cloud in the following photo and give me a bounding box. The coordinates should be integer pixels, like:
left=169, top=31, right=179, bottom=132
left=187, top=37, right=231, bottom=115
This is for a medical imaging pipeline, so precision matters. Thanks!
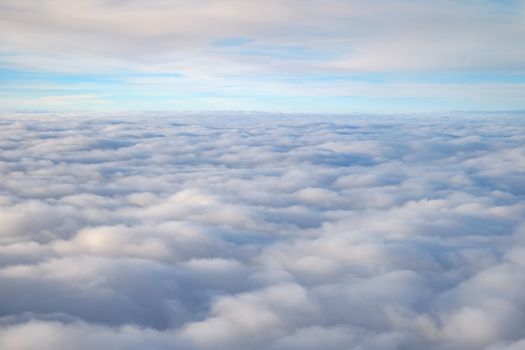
left=0, top=112, right=524, bottom=349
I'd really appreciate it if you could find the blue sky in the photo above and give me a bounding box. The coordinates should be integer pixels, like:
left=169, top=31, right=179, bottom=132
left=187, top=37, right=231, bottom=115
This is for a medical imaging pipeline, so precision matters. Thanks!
left=1, top=0, right=525, bottom=112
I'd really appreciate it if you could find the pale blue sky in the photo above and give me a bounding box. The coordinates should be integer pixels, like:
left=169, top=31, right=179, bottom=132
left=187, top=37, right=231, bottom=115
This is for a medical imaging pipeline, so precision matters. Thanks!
left=1, top=0, right=525, bottom=112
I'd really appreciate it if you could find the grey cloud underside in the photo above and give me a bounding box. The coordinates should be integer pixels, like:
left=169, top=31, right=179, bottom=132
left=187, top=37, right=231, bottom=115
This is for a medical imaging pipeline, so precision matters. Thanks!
left=0, top=112, right=525, bottom=349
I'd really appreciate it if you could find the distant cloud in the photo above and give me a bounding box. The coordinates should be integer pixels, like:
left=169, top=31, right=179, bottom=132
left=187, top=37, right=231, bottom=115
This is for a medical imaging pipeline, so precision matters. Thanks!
left=1, top=0, right=525, bottom=74
left=1, top=0, right=525, bottom=111
left=0, top=112, right=524, bottom=349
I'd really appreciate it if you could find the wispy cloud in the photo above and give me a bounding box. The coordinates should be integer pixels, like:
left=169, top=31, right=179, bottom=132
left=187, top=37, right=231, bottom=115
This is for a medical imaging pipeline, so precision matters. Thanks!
left=0, top=0, right=524, bottom=111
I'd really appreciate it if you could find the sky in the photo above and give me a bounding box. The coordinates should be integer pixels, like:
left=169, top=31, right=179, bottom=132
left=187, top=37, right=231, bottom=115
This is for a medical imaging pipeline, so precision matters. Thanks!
left=1, top=0, right=525, bottom=112
left=2, top=2, right=525, bottom=348
left=1, top=111, right=525, bottom=349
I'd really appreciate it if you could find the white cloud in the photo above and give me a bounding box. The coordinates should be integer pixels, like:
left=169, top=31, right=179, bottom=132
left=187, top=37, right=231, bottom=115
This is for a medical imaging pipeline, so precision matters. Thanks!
left=1, top=0, right=524, bottom=74
left=0, top=111, right=524, bottom=349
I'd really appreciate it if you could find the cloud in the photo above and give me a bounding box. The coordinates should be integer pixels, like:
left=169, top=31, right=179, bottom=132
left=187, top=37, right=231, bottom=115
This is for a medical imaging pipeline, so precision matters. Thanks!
left=0, top=111, right=524, bottom=349
left=1, top=0, right=525, bottom=75
left=1, top=1, right=525, bottom=112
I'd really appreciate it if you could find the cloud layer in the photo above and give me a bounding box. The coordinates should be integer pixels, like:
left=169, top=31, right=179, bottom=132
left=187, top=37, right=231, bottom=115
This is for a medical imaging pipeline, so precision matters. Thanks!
left=0, top=112, right=524, bottom=349
left=1, top=0, right=525, bottom=111
left=2, top=0, right=525, bottom=74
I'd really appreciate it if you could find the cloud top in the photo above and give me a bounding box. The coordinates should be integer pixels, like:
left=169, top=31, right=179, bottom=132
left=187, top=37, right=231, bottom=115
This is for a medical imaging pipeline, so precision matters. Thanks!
left=0, top=112, right=524, bottom=349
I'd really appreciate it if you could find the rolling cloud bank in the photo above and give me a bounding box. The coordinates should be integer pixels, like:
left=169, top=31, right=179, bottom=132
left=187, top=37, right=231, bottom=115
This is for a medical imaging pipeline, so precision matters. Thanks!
left=0, top=112, right=524, bottom=349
